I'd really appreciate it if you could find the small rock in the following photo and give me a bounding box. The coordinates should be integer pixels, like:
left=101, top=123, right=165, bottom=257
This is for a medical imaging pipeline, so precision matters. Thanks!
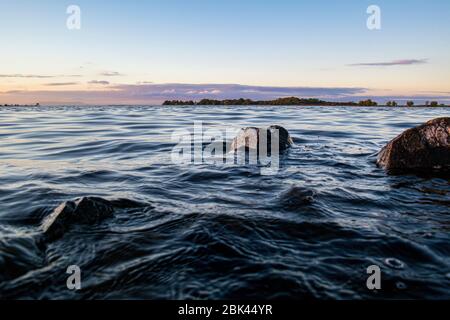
left=231, top=125, right=293, bottom=154
left=279, top=186, right=316, bottom=209
left=377, top=117, right=450, bottom=172
left=42, top=197, right=115, bottom=241
left=109, top=198, right=149, bottom=209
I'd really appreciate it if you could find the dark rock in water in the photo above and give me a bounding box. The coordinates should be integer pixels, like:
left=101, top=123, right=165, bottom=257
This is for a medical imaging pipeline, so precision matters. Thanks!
left=377, top=117, right=450, bottom=172
left=42, top=197, right=115, bottom=241
left=231, top=125, right=293, bottom=153
left=109, top=198, right=149, bottom=209
left=279, top=186, right=316, bottom=209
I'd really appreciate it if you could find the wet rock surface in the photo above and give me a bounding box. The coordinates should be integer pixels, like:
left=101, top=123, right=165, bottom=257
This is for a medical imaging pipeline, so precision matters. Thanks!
left=42, top=197, right=115, bottom=241
left=0, top=197, right=150, bottom=283
left=377, top=117, right=450, bottom=173
left=279, top=186, right=316, bottom=209
left=231, top=125, right=293, bottom=153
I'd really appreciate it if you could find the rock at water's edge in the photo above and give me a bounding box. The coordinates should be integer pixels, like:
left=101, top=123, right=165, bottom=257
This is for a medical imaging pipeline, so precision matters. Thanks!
left=42, top=197, right=115, bottom=241
left=377, top=117, right=450, bottom=172
left=231, top=125, right=293, bottom=153
left=279, top=186, right=316, bottom=209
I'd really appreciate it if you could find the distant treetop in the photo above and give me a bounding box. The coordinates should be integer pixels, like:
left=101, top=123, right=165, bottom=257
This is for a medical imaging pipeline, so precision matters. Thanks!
left=162, top=97, right=448, bottom=107
left=163, top=97, right=359, bottom=106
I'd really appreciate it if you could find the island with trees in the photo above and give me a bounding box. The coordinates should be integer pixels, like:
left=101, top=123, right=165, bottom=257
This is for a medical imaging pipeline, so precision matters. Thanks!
left=163, top=97, right=448, bottom=107
left=1, top=103, right=40, bottom=107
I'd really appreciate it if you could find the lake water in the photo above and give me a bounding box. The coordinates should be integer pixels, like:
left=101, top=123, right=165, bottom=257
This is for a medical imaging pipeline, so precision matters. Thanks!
left=0, top=105, right=449, bottom=299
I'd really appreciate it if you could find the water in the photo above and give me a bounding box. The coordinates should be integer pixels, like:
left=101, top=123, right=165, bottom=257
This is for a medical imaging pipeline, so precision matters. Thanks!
left=0, top=105, right=449, bottom=299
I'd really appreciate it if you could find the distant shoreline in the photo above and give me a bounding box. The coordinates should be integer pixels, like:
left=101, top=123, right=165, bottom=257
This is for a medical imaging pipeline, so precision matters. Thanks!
left=1, top=105, right=450, bottom=108
left=1, top=97, right=450, bottom=108
left=162, top=97, right=449, bottom=108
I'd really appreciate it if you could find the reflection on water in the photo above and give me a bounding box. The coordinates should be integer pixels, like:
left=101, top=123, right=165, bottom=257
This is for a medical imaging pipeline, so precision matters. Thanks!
left=0, top=105, right=449, bottom=299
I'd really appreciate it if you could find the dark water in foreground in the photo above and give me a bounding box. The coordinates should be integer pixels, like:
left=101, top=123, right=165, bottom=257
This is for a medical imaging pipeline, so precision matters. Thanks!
left=0, top=105, right=449, bottom=300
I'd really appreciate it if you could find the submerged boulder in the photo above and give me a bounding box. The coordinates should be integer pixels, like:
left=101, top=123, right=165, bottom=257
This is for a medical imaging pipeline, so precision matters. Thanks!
left=279, top=186, right=316, bottom=209
left=231, top=125, right=293, bottom=153
left=377, top=117, right=450, bottom=172
left=42, top=197, right=115, bottom=241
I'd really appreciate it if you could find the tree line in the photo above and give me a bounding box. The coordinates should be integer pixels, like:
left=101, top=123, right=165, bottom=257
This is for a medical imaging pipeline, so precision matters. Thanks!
left=162, top=97, right=447, bottom=107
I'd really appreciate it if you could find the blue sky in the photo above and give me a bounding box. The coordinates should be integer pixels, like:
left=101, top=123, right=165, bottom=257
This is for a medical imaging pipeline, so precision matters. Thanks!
left=1, top=0, right=449, bottom=104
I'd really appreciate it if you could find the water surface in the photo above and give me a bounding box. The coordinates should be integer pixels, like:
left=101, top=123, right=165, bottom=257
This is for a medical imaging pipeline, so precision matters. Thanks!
left=0, top=105, right=449, bottom=299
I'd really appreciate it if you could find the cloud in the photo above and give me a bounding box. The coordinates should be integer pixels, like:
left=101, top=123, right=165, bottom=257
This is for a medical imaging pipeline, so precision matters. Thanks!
left=136, top=81, right=154, bottom=84
left=99, top=71, right=124, bottom=77
left=3, top=90, right=26, bottom=94
left=0, top=74, right=55, bottom=79
left=112, top=83, right=367, bottom=100
left=2, top=83, right=449, bottom=105
left=0, top=74, right=82, bottom=78
left=4, top=83, right=448, bottom=105
left=349, top=59, right=428, bottom=67
left=45, top=82, right=79, bottom=86
left=0, top=83, right=369, bottom=105
left=88, top=80, right=110, bottom=85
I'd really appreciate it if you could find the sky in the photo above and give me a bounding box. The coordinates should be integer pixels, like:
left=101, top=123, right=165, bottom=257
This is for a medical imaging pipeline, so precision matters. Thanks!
left=0, top=0, right=449, bottom=105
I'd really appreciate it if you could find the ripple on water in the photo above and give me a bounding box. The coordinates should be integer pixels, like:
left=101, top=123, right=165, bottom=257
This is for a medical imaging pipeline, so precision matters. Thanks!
left=384, top=258, right=406, bottom=270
